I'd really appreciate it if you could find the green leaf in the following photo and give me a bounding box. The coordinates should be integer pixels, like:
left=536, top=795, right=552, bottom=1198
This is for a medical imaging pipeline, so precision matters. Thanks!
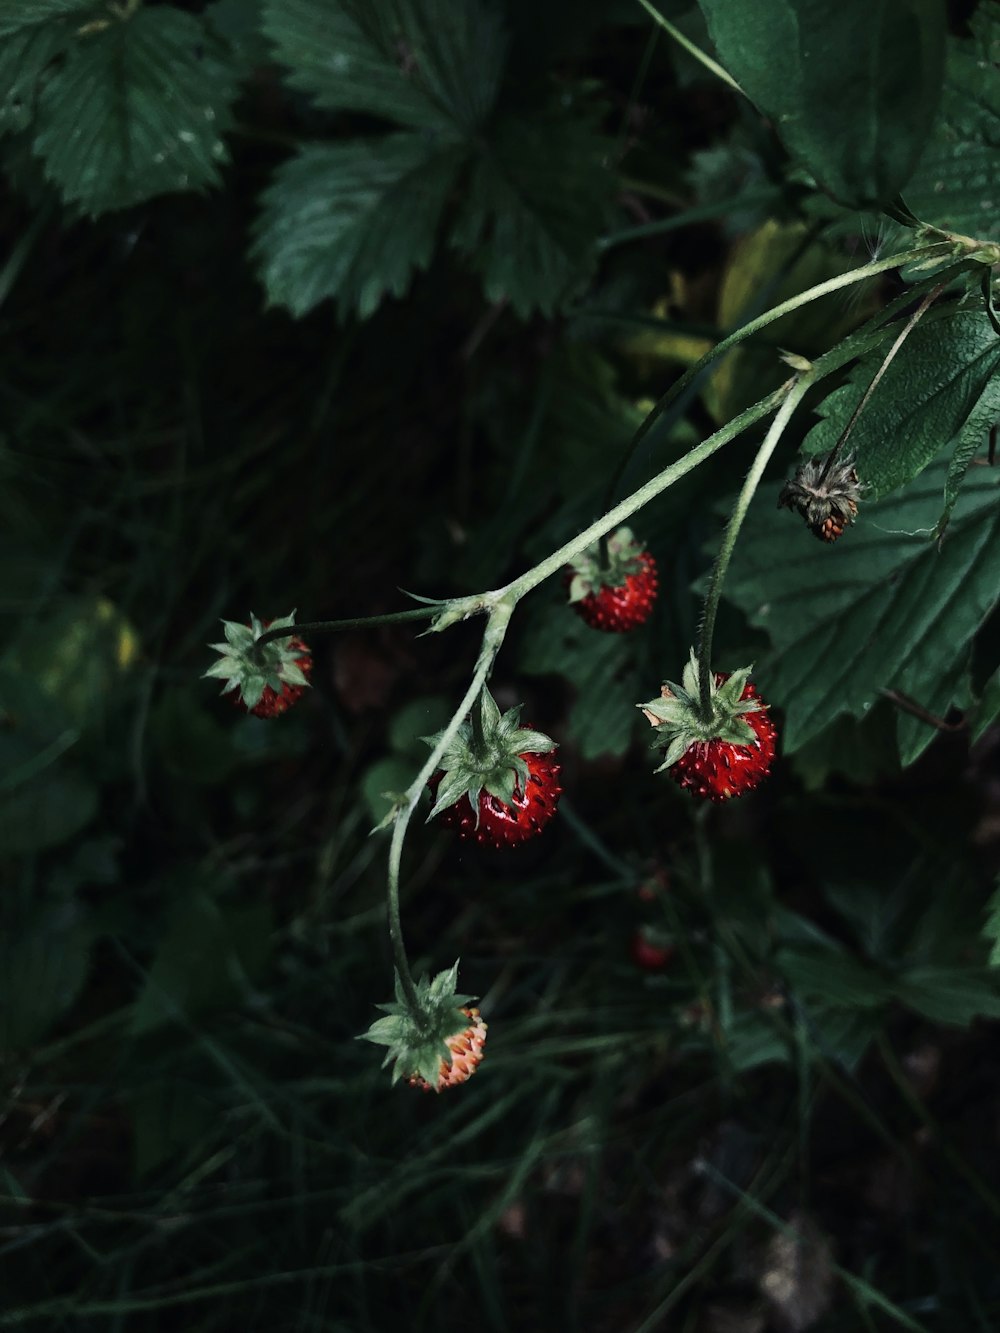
left=0, top=911, right=91, bottom=1051
left=905, top=6, right=1000, bottom=235
left=893, top=964, right=1000, bottom=1025
left=131, top=894, right=273, bottom=1035
left=984, top=884, right=1000, bottom=968
left=32, top=7, right=239, bottom=215
left=776, top=944, right=892, bottom=1009
left=253, top=136, right=465, bottom=319
left=972, top=667, right=1000, bottom=746
left=696, top=0, right=946, bottom=207
left=261, top=0, right=506, bottom=135
left=452, top=104, right=615, bottom=317
left=721, top=455, right=1000, bottom=759
left=800, top=311, right=1000, bottom=502
left=519, top=602, right=640, bottom=759
left=0, top=21, right=71, bottom=137
left=0, top=0, right=97, bottom=38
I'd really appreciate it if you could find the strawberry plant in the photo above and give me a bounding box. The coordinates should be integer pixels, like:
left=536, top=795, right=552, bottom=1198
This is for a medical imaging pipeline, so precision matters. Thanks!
left=2, top=0, right=1000, bottom=1327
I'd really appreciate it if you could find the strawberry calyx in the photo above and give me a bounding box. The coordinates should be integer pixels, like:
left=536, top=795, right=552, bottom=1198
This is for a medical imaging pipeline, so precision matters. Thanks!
left=203, top=611, right=311, bottom=713
left=565, top=526, right=649, bottom=602
left=638, top=650, right=765, bottom=772
left=426, top=688, right=556, bottom=828
left=360, top=962, right=485, bottom=1089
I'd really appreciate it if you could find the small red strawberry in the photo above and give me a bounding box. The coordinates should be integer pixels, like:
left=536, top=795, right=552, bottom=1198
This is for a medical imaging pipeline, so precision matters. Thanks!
left=362, top=963, right=487, bottom=1092
left=427, top=689, right=561, bottom=849
left=204, top=612, right=312, bottom=717
left=639, top=652, right=777, bottom=802
left=631, top=929, right=675, bottom=972
left=565, top=526, right=658, bottom=632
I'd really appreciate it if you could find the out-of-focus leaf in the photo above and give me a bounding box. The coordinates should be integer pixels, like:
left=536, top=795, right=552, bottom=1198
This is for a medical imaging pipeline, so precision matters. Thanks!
left=696, top=0, right=945, bottom=207
left=893, top=965, right=1000, bottom=1025
left=0, top=910, right=91, bottom=1051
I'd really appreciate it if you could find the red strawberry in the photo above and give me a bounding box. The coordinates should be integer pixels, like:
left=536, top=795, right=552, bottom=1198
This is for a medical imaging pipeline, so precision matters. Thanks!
left=433, top=749, right=562, bottom=848
left=640, top=653, right=777, bottom=802
left=204, top=612, right=312, bottom=718
left=631, top=930, right=675, bottom=971
left=565, top=526, right=658, bottom=633
left=427, top=689, right=561, bottom=849
left=362, top=963, right=487, bottom=1092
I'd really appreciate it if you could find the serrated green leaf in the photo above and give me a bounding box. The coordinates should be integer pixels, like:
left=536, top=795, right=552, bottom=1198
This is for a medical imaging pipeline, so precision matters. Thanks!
left=800, top=311, right=1000, bottom=501
left=253, top=136, right=465, bottom=319
left=261, top=0, right=505, bottom=135
left=452, top=104, right=614, bottom=317
left=0, top=22, right=70, bottom=138
left=32, top=8, right=239, bottom=215
left=776, top=945, right=892, bottom=1009
left=906, top=6, right=1000, bottom=235
left=721, top=455, right=1000, bottom=759
left=696, top=0, right=945, bottom=208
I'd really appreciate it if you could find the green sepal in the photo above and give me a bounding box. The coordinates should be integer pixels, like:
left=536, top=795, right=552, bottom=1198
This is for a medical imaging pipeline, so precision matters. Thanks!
left=359, top=962, right=479, bottom=1087
left=425, top=688, right=556, bottom=827
left=566, top=525, right=647, bottom=600
left=638, top=648, right=764, bottom=770
left=203, top=609, right=310, bottom=709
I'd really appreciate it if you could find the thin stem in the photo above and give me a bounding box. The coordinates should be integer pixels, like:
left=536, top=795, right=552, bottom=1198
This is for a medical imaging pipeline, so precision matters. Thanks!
left=635, top=0, right=744, bottom=95
left=818, top=280, right=947, bottom=484
left=385, top=599, right=515, bottom=1018
left=504, top=386, right=791, bottom=603
left=697, top=371, right=815, bottom=717
left=256, top=607, right=436, bottom=648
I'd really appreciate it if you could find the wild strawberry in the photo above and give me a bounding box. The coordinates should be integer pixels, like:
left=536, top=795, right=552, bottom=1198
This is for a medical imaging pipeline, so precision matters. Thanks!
left=639, top=651, right=777, bottom=802
left=408, top=1008, right=487, bottom=1092
left=565, top=526, right=658, bottom=632
left=631, top=929, right=675, bottom=971
left=204, top=612, right=312, bottom=717
left=362, top=963, right=487, bottom=1092
left=778, top=453, right=862, bottom=542
left=427, top=689, right=561, bottom=849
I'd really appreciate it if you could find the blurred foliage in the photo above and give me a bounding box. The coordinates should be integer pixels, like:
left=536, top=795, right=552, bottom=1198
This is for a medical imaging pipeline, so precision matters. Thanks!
left=1, top=1, right=999, bottom=1330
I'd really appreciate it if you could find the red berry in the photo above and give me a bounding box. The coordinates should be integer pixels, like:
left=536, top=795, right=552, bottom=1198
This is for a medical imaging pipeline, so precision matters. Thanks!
left=630, top=930, right=675, bottom=971
left=234, top=631, right=312, bottom=719
left=670, top=676, right=776, bottom=802
left=568, top=550, right=658, bottom=633
left=432, top=749, right=562, bottom=849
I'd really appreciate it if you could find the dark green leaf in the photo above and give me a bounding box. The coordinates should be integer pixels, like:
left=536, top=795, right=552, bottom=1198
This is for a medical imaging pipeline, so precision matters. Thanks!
left=776, top=945, right=892, bottom=1009
left=972, top=667, right=1000, bottom=745
left=131, top=894, right=273, bottom=1035
left=0, top=22, right=70, bottom=137
left=253, top=136, right=465, bottom=319
left=723, top=454, right=1000, bottom=758
left=984, top=885, right=1000, bottom=968
left=261, top=0, right=506, bottom=135
left=0, top=0, right=97, bottom=37
left=696, top=0, right=946, bottom=207
left=906, top=6, right=1000, bottom=235
left=800, top=311, right=1000, bottom=502
left=32, top=8, right=239, bottom=214
left=452, top=105, right=615, bottom=317
left=0, top=911, right=91, bottom=1051
left=519, top=603, right=640, bottom=759
left=893, top=964, right=1000, bottom=1025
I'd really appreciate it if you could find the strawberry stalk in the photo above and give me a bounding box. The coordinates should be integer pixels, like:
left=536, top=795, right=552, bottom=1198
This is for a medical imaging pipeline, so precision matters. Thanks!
left=695, top=369, right=815, bottom=720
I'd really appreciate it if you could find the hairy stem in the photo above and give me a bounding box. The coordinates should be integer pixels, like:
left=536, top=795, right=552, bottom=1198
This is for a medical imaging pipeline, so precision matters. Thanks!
left=256, top=607, right=436, bottom=648
left=697, top=370, right=815, bottom=717
left=385, top=599, right=515, bottom=1018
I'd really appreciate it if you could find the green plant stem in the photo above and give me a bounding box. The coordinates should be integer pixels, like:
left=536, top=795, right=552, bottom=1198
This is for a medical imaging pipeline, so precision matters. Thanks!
left=634, top=0, right=744, bottom=95
left=385, top=599, right=515, bottom=1020
left=591, top=242, right=957, bottom=537
left=696, top=369, right=815, bottom=717
left=256, top=607, right=436, bottom=648
left=818, top=279, right=947, bottom=484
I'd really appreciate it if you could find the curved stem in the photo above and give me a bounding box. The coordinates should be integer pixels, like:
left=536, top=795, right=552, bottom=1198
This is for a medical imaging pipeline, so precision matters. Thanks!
left=696, top=371, right=815, bottom=717
left=256, top=607, right=436, bottom=648
left=385, top=599, right=515, bottom=1019
left=635, top=0, right=744, bottom=95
